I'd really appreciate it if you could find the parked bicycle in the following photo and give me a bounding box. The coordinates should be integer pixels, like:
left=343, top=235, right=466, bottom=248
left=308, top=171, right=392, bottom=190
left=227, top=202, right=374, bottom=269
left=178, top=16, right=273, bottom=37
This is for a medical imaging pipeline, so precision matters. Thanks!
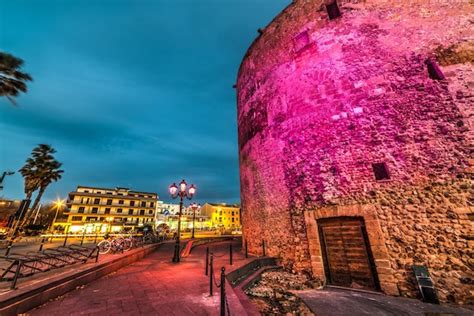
left=97, top=235, right=126, bottom=254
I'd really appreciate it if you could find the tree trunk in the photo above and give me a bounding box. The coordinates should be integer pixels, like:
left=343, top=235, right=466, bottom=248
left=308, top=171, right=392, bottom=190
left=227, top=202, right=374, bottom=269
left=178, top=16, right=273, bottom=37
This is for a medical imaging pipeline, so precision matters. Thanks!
left=22, top=187, right=45, bottom=226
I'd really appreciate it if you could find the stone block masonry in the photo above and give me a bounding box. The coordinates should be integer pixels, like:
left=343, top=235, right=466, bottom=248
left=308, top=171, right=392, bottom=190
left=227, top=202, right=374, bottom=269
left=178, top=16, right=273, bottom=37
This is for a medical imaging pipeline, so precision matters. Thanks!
left=237, top=0, right=473, bottom=304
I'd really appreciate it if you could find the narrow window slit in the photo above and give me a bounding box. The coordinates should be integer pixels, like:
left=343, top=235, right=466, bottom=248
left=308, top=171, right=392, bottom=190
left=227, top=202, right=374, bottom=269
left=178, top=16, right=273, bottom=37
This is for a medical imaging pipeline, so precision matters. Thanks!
left=325, top=1, right=342, bottom=20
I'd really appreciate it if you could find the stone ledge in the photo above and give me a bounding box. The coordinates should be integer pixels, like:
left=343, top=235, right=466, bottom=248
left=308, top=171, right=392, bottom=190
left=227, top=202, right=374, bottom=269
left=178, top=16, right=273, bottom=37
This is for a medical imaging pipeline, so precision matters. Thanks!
left=0, top=243, right=163, bottom=316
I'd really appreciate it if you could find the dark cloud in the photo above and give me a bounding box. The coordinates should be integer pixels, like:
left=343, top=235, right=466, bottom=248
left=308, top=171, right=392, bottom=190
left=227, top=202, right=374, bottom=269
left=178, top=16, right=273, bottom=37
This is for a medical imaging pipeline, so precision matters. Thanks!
left=0, top=0, right=288, bottom=204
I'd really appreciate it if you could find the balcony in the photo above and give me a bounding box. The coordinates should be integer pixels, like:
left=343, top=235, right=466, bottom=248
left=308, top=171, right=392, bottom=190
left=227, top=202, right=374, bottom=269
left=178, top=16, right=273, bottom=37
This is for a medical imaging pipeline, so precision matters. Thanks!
left=67, top=201, right=155, bottom=209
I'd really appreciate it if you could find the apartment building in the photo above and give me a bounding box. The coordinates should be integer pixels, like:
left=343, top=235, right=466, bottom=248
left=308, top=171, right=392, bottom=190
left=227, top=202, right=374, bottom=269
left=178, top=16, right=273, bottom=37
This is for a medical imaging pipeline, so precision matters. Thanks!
left=200, top=203, right=240, bottom=230
left=59, top=186, right=158, bottom=233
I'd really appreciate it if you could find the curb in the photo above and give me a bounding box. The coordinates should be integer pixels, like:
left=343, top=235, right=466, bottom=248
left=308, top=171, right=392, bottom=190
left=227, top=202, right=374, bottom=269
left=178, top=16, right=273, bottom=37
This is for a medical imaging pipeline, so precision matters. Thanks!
left=0, top=243, right=162, bottom=316
left=225, top=257, right=280, bottom=316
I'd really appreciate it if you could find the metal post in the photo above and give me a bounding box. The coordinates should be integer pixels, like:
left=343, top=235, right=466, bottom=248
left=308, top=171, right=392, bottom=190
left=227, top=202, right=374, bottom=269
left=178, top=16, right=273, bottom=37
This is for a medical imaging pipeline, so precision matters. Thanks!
left=10, top=260, right=22, bottom=290
left=262, top=239, right=266, bottom=257
left=5, top=240, right=13, bottom=256
left=209, top=253, right=214, bottom=296
left=205, top=246, right=209, bottom=276
left=229, top=243, right=233, bottom=265
left=39, top=237, right=46, bottom=251
left=173, top=196, right=184, bottom=263
left=220, top=267, right=226, bottom=316
left=94, top=232, right=98, bottom=244
left=245, top=240, right=248, bottom=258
left=191, top=208, right=195, bottom=239
left=63, top=231, right=68, bottom=247
left=95, top=246, right=100, bottom=262
left=81, top=230, right=85, bottom=246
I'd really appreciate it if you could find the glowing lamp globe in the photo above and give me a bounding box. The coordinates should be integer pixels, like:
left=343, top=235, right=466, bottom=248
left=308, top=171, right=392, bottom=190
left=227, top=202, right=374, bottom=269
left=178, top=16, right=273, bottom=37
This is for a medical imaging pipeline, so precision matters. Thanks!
left=179, top=179, right=187, bottom=192
left=169, top=183, right=178, bottom=196
left=188, top=184, right=196, bottom=196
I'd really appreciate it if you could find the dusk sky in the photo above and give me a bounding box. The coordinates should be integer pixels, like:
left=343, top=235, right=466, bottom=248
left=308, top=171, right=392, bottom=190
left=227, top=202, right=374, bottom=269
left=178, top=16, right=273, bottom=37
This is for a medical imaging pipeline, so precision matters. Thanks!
left=0, top=0, right=288, bottom=204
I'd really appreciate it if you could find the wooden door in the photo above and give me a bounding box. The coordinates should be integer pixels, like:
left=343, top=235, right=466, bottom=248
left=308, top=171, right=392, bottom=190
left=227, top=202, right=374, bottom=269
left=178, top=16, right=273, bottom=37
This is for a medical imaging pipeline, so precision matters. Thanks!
left=318, top=217, right=378, bottom=291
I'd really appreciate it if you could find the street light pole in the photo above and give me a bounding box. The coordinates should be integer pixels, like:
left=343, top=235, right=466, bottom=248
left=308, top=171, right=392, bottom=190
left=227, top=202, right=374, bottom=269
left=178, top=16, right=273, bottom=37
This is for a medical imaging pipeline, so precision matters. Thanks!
left=49, top=199, right=65, bottom=232
left=190, top=202, right=200, bottom=239
left=169, top=180, right=196, bottom=263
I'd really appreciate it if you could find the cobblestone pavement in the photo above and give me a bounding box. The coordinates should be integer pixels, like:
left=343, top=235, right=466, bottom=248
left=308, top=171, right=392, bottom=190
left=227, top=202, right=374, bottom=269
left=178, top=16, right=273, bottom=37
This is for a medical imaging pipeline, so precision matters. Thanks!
left=28, top=239, right=246, bottom=315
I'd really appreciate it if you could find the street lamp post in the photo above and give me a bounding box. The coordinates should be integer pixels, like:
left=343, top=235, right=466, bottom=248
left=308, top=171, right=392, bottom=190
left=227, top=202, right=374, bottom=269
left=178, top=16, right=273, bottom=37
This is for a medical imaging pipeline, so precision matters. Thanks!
left=169, top=179, right=196, bottom=263
left=190, top=202, right=201, bottom=239
left=49, top=199, right=65, bottom=232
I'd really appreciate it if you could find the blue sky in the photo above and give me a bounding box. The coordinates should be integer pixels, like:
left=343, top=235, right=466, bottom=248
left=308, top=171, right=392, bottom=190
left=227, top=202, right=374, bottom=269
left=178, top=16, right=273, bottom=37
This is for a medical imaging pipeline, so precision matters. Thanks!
left=0, top=0, right=288, bottom=204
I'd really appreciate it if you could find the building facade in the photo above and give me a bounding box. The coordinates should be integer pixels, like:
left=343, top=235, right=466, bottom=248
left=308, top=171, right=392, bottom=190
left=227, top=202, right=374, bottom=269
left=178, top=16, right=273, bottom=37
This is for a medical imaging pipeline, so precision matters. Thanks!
left=156, top=201, right=181, bottom=215
left=237, top=0, right=472, bottom=304
left=201, top=203, right=241, bottom=230
left=59, top=186, right=158, bottom=233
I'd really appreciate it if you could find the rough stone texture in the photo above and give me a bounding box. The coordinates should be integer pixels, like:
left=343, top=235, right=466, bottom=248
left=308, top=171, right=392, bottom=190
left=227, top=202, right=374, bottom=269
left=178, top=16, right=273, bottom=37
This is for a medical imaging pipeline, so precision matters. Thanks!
left=237, top=0, right=473, bottom=304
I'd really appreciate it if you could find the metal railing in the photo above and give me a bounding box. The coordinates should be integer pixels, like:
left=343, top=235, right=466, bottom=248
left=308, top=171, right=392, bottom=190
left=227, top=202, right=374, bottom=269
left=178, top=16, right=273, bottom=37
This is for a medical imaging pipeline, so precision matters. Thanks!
left=204, top=245, right=234, bottom=316
left=0, top=244, right=99, bottom=289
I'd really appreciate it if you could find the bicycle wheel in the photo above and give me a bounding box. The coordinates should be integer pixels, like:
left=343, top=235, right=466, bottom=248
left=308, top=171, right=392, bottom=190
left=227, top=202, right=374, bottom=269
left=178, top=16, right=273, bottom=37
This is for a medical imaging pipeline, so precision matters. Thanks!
left=123, top=238, right=132, bottom=251
left=97, top=240, right=111, bottom=254
left=112, top=237, right=124, bottom=252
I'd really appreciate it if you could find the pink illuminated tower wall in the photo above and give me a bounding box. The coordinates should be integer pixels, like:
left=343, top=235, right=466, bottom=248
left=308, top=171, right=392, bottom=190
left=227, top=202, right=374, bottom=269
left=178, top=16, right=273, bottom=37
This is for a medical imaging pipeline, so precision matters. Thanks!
left=236, top=0, right=473, bottom=304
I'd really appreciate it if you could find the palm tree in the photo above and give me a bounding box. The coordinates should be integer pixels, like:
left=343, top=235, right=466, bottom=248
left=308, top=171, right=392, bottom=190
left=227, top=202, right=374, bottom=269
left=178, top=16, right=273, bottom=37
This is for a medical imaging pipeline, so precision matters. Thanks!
left=0, top=51, right=32, bottom=105
left=19, top=144, right=64, bottom=225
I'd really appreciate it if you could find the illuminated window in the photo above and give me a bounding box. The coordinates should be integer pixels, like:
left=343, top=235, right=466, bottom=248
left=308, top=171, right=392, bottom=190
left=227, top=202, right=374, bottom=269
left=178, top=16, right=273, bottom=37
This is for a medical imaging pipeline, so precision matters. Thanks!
left=372, top=162, right=390, bottom=181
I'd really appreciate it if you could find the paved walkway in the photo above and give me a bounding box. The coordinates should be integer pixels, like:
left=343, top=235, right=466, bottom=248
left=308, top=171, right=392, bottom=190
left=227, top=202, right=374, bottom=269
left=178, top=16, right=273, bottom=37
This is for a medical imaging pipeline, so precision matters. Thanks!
left=296, top=288, right=474, bottom=316
left=29, top=239, right=250, bottom=316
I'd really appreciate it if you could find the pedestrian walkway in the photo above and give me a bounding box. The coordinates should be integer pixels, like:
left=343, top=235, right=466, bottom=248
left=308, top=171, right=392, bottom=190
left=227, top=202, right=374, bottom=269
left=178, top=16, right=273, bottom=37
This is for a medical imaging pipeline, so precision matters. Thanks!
left=29, top=239, right=251, bottom=315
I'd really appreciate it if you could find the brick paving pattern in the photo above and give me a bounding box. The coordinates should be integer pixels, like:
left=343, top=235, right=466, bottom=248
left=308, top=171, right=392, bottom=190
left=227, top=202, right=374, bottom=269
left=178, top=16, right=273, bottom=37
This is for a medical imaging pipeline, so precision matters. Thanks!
left=29, top=239, right=247, bottom=316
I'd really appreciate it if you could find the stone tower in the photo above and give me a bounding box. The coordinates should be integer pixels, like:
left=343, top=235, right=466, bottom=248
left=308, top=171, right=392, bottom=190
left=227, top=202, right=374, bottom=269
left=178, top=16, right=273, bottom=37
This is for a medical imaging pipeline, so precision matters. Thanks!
left=236, top=0, right=473, bottom=304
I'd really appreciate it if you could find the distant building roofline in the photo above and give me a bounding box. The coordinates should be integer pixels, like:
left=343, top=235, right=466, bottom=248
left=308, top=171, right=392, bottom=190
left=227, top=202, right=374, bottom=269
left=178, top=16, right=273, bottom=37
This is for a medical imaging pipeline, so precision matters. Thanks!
left=74, top=185, right=157, bottom=196
left=205, top=202, right=240, bottom=208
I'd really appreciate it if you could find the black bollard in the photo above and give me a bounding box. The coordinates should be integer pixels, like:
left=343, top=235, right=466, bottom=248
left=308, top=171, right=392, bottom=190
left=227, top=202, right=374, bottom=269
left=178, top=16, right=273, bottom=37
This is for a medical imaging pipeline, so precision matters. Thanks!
left=81, top=230, right=86, bottom=246
left=205, top=247, right=209, bottom=276
left=245, top=240, right=248, bottom=258
left=209, top=253, right=214, bottom=296
left=220, top=267, right=226, bottom=316
left=262, top=239, right=266, bottom=257
left=5, top=240, right=13, bottom=256
left=229, top=243, right=233, bottom=266
left=39, top=237, right=46, bottom=251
